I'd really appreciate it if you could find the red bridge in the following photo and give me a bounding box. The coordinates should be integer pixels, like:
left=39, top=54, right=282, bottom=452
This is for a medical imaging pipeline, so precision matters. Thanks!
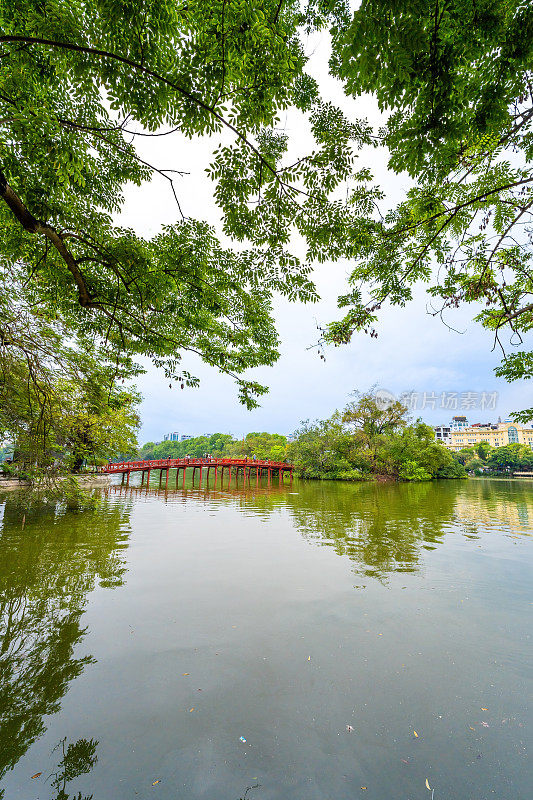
left=100, top=457, right=294, bottom=488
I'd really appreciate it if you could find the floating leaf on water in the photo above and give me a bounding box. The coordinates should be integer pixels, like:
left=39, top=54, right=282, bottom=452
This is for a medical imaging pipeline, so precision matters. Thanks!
left=481, top=721, right=489, bottom=727
left=413, top=730, right=419, bottom=738
left=152, top=779, right=161, bottom=786
left=425, top=778, right=431, bottom=790
left=189, top=708, right=194, bottom=712
left=182, top=673, right=190, bottom=676
left=30, top=773, right=42, bottom=779
left=469, top=726, right=475, bottom=731
left=401, top=759, right=409, bottom=764
left=481, top=707, right=488, bottom=711
left=360, top=787, right=367, bottom=791
left=307, top=656, right=311, bottom=661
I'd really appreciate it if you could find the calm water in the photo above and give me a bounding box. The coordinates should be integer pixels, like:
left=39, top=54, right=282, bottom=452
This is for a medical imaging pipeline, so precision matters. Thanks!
left=0, top=477, right=531, bottom=800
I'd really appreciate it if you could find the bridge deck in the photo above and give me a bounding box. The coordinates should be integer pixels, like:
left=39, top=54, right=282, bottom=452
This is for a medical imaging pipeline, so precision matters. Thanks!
left=101, top=457, right=293, bottom=474
left=100, top=458, right=293, bottom=487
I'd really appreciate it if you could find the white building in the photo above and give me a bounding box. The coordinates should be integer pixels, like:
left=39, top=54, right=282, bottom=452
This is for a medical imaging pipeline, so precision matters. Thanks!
left=433, top=425, right=451, bottom=444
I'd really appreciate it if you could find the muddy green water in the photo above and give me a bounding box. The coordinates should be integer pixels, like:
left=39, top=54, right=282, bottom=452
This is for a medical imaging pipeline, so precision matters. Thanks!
left=0, top=477, right=531, bottom=800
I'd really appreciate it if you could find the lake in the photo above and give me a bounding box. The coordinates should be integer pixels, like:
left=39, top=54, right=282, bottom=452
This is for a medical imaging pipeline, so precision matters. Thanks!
left=0, top=477, right=531, bottom=800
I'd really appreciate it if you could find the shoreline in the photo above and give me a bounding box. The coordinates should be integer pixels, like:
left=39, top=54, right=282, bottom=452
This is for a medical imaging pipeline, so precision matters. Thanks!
left=0, top=474, right=111, bottom=492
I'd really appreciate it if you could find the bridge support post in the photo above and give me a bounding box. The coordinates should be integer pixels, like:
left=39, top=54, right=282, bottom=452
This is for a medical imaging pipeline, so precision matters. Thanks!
left=165, top=468, right=169, bottom=490
left=183, top=467, right=186, bottom=488
left=141, top=470, right=145, bottom=486
left=147, top=469, right=151, bottom=487
left=214, top=466, right=218, bottom=487
left=199, top=466, right=203, bottom=487
left=126, top=470, right=130, bottom=486
left=229, top=466, right=232, bottom=488
left=121, top=472, right=125, bottom=485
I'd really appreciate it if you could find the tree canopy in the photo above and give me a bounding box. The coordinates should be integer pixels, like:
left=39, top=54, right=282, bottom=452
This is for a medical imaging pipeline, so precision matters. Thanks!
left=325, top=0, right=533, bottom=418
left=288, top=390, right=466, bottom=481
left=1, top=300, right=139, bottom=476
left=1, top=0, right=531, bottom=430
left=0, top=0, right=376, bottom=408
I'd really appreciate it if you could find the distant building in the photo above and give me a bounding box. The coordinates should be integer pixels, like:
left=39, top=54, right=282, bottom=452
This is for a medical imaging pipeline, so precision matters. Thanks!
left=433, top=425, right=451, bottom=444
left=450, top=415, right=469, bottom=430
left=434, top=415, right=469, bottom=443
left=163, top=432, right=180, bottom=442
left=443, top=420, right=533, bottom=451
left=180, top=434, right=194, bottom=442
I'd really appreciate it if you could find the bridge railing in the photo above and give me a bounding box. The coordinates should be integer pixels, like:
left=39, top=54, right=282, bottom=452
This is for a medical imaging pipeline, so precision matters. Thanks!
left=100, top=457, right=293, bottom=473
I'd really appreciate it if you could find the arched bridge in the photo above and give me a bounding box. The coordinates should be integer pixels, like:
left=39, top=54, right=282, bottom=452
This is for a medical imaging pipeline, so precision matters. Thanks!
left=100, top=457, right=294, bottom=488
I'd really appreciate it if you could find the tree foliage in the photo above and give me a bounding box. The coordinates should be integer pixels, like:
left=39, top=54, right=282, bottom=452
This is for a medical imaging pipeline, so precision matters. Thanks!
left=0, top=0, right=377, bottom=408
left=139, top=430, right=287, bottom=461
left=486, top=442, right=533, bottom=471
left=326, top=0, right=533, bottom=416
left=0, top=300, right=139, bottom=476
left=288, top=390, right=466, bottom=481
left=2, top=1, right=531, bottom=424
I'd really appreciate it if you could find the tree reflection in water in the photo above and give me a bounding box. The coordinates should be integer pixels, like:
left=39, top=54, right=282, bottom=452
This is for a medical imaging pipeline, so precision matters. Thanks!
left=110, top=478, right=457, bottom=581
left=280, top=480, right=457, bottom=582
left=48, top=736, right=98, bottom=800
left=0, top=491, right=131, bottom=793
left=111, top=476, right=533, bottom=585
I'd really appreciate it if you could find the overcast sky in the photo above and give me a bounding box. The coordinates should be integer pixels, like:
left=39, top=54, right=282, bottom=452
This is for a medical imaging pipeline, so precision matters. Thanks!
left=117, top=31, right=531, bottom=444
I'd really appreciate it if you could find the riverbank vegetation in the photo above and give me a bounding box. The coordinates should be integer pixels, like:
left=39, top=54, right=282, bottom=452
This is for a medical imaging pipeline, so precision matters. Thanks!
left=287, top=391, right=465, bottom=482
left=0, top=309, right=139, bottom=482
left=455, top=441, right=533, bottom=475
left=140, top=432, right=288, bottom=463
left=138, top=391, right=466, bottom=483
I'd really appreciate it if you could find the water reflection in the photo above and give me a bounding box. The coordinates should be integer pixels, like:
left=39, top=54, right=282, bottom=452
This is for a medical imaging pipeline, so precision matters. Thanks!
left=108, top=477, right=533, bottom=584
left=452, top=478, right=533, bottom=534
left=0, top=492, right=131, bottom=792
left=1, top=479, right=531, bottom=799
left=48, top=737, right=98, bottom=800
left=283, top=480, right=455, bottom=581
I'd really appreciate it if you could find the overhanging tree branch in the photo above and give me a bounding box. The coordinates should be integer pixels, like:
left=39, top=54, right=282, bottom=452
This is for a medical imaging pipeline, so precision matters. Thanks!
left=0, top=35, right=280, bottom=181
left=0, top=168, right=94, bottom=307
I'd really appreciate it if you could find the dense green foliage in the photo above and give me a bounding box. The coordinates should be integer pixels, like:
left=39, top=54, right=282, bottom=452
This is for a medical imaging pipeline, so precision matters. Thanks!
left=0, top=0, right=376, bottom=409
left=455, top=440, right=533, bottom=472
left=486, top=443, right=533, bottom=471
left=2, top=0, right=531, bottom=445
left=325, top=0, right=533, bottom=419
left=288, top=391, right=466, bottom=481
left=0, top=304, right=139, bottom=478
left=139, top=431, right=287, bottom=461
